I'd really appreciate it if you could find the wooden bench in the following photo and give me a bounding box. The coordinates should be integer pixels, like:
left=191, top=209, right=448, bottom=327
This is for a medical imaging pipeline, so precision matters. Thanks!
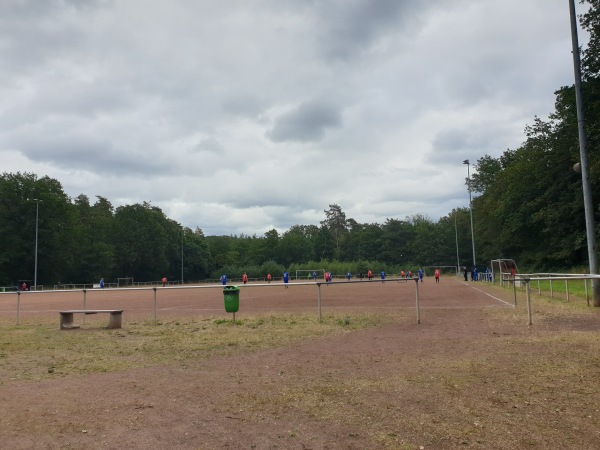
left=59, top=310, right=123, bottom=330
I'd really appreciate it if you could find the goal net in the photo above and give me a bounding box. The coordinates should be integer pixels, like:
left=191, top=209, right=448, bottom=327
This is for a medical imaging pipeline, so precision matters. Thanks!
left=295, top=269, right=325, bottom=280
left=117, top=277, right=134, bottom=287
left=490, top=259, right=518, bottom=286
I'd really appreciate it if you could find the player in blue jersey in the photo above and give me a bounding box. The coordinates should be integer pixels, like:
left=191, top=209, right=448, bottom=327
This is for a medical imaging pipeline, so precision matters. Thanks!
left=283, top=271, right=289, bottom=288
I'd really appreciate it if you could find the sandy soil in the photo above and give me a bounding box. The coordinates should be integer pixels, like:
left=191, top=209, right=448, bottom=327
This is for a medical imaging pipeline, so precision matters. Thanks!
left=1, top=277, right=598, bottom=449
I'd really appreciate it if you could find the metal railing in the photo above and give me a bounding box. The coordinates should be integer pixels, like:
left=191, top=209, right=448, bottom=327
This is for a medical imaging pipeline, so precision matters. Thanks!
left=514, top=274, right=600, bottom=325
left=1, top=277, right=424, bottom=326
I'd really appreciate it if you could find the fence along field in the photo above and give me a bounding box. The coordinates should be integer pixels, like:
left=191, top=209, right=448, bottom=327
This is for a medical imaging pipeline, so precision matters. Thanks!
left=3, top=271, right=598, bottom=329
left=0, top=276, right=517, bottom=327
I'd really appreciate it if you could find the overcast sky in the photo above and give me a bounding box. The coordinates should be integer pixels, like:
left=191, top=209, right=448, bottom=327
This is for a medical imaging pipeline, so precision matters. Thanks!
left=0, top=0, right=588, bottom=236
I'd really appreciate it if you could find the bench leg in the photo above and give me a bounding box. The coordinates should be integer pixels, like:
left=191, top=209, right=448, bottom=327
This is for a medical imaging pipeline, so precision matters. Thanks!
left=60, top=313, right=80, bottom=330
left=107, top=312, right=122, bottom=329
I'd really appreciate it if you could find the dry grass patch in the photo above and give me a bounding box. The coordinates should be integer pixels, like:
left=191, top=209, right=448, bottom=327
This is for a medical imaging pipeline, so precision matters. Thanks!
left=0, top=312, right=394, bottom=384
left=225, top=299, right=600, bottom=449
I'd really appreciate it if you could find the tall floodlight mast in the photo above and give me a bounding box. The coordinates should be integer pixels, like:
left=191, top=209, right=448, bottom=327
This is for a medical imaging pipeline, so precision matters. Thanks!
left=569, top=0, right=599, bottom=306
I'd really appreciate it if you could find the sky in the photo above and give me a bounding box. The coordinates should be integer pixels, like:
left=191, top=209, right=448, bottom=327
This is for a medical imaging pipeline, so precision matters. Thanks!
left=0, top=0, right=589, bottom=236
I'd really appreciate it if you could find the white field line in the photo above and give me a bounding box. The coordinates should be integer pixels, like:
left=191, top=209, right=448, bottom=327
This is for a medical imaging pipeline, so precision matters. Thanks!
left=463, top=282, right=514, bottom=307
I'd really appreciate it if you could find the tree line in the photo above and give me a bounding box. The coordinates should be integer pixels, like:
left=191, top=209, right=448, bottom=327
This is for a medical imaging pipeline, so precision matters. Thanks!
left=0, top=177, right=472, bottom=287
left=1, top=1, right=599, bottom=287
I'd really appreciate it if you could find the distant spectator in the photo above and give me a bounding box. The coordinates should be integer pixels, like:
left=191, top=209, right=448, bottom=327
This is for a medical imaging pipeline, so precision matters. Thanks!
left=283, top=271, right=289, bottom=288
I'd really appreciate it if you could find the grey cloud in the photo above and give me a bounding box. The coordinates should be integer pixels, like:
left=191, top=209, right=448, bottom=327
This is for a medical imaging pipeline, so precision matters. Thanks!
left=268, top=101, right=342, bottom=143
left=312, top=0, right=446, bottom=61
left=430, top=124, right=519, bottom=165
left=0, top=0, right=579, bottom=235
left=221, top=94, right=265, bottom=119
left=432, top=129, right=481, bottom=153
left=0, top=1, right=100, bottom=75
left=16, top=134, right=167, bottom=176
left=193, top=137, right=224, bottom=154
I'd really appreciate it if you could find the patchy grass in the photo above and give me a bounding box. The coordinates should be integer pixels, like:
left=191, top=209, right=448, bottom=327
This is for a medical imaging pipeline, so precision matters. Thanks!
left=0, top=312, right=393, bottom=383
left=497, top=278, right=593, bottom=305
left=1, top=287, right=599, bottom=449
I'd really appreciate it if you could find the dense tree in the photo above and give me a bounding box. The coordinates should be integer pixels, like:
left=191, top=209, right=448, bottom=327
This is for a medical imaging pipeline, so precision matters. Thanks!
left=321, top=204, right=348, bottom=259
left=112, top=203, right=174, bottom=280
left=581, top=0, right=600, bottom=78
left=379, top=219, right=410, bottom=264
left=470, top=155, right=503, bottom=194
left=279, top=226, right=313, bottom=266
left=182, top=227, right=213, bottom=281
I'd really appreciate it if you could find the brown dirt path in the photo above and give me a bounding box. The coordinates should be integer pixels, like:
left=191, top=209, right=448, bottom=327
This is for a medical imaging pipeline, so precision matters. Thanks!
left=1, top=278, right=598, bottom=449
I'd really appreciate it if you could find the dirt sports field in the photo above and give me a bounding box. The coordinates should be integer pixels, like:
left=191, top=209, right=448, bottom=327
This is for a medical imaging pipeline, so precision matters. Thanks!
left=0, top=277, right=599, bottom=449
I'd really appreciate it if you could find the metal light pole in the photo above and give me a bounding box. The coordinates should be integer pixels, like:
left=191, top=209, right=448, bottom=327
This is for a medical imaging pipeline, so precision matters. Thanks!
left=463, top=160, right=476, bottom=268
left=569, top=0, right=599, bottom=306
left=34, top=199, right=40, bottom=290
left=181, top=227, right=184, bottom=284
left=454, top=211, right=460, bottom=275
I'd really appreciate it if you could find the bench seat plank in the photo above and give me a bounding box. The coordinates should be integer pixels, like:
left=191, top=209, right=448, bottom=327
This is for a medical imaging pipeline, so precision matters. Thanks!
left=59, top=310, right=123, bottom=330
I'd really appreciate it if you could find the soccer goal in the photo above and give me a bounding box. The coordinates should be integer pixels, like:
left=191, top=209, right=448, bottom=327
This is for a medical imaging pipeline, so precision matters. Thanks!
left=116, top=277, right=134, bottom=288
left=491, top=259, right=518, bottom=286
left=295, top=269, right=325, bottom=280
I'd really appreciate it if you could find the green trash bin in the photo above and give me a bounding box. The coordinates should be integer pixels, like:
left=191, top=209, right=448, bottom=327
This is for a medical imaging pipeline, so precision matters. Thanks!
left=223, top=285, right=240, bottom=313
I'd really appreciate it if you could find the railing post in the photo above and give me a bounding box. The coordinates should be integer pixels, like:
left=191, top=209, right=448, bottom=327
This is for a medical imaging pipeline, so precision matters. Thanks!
left=153, top=287, right=157, bottom=324
left=565, top=279, right=569, bottom=302
left=585, top=278, right=589, bottom=306
left=526, top=278, right=532, bottom=325
left=550, top=279, right=553, bottom=298
left=414, top=277, right=420, bottom=324
left=513, top=280, right=517, bottom=306
left=83, top=288, right=87, bottom=323
left=16, top=291, right=20, bottom=325
left=317, top=283, right=322, bottom=323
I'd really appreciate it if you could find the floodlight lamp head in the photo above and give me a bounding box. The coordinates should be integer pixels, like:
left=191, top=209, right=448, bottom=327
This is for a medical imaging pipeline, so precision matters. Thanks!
left=463, top=159, right=469, bottom=165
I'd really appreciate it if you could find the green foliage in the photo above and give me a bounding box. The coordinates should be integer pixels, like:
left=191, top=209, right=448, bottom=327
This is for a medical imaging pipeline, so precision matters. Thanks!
left=582, top=0, right=600, bottom=78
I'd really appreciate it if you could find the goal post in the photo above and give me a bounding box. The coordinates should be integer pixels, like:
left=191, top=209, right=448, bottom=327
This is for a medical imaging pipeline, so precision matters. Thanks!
left=116, top=277, right=134, bottom=287
left=295, top=269, right=325, bottom=280
left=491, top=259, right=518, bottom=286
